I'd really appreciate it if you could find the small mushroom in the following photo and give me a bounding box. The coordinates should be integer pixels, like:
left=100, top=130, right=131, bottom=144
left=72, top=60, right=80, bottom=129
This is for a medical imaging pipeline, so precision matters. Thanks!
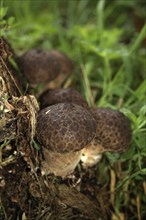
left=17, top=49, right=61, bottom=85
left=81, top=108, right=132, bottom=168
left=39, top=88, right=88, bottom=109
left=36, top=103, right=97, bottom=177
left=17, top=49, right=74, bottom=90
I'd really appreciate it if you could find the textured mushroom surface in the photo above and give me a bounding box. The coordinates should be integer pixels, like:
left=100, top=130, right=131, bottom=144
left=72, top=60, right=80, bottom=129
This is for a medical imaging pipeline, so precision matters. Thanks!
left=90, top=108, right=132, bottom=152
left=81, top=108, right=132, bottom=167
left=49, top=50, right=74, bottom=75
left=36, top=103, right=97, bottom=153
left=40, top=88, right=88, bottom=109
left=17, top=49, right=61, bottom=84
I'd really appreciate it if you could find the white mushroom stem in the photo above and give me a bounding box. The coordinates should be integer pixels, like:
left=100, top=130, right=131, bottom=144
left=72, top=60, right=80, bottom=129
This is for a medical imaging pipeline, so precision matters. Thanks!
left=81, top=152, right=102, bottom=168
left=81, top=142, right=104, bottom=168
left=41, top=147, right=84, bottom=177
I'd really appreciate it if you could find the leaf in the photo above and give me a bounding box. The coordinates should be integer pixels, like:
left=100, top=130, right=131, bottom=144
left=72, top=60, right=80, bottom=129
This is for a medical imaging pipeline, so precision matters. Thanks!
left=8, top=17, right=15, bottom=26
left=0, top=7, right=8, bottom=19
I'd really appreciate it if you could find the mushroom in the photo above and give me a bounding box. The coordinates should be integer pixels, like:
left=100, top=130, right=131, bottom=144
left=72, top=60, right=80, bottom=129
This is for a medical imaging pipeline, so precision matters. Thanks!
left=17, top=49, right=61, bottom=85
left=49, top=50, right=74, bottom=75
left=17, top=49, right=74, bottom=90
left=36, top=103, right=97, bottom=177
left=46, top=50, right=74, bottom=88
left=39, top=88, right=88, bottom=109
left=81, top=108, right=132, bottom=168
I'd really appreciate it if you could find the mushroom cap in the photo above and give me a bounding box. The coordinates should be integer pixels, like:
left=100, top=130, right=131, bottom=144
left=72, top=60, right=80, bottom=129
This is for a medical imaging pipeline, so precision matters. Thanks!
left=17, top=49, right=61, bottom=84
left=36, top=103, right=97, bottom=153
left=49, top=50, right=74, bottom=75
left=90, top=108, right=132, bottom=152
left=39, top=88, right=88, bottom=109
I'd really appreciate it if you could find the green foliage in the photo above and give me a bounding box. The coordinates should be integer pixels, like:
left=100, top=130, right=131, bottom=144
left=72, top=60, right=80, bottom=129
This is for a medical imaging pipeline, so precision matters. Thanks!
left=0, top=4, right=15, bottom=36
left=1, top=0, right=146, bottom=219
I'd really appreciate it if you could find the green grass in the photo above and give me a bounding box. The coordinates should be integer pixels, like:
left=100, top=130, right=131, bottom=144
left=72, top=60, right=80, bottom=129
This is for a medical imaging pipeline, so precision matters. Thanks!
left=0, top=0, right=146, bottom=219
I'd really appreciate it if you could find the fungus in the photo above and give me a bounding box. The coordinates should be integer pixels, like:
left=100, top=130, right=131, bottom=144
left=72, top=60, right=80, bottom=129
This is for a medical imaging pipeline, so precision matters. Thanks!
left=81, top=108, right=132, bottom=168
left=47, top=50, right=74, bottom=88
left=49, top=50, right=74, bottom=75
left=17, top=49, right=61, bottom=85
left=17, top=49, right=74, bottom=90
left=39, top=88, right=88, bottom=109
left=36, top=103, right=96, bottom=177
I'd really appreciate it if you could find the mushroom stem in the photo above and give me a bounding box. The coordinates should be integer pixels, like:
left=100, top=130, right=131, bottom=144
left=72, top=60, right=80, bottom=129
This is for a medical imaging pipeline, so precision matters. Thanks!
left=81, top=142, right=103, bottom=168
left=41, top=147, right=83, bottom=177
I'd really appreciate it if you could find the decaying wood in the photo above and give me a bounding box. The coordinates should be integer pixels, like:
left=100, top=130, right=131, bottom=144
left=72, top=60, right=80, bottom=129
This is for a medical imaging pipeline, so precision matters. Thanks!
left=0, top=37, right=39, bottom=167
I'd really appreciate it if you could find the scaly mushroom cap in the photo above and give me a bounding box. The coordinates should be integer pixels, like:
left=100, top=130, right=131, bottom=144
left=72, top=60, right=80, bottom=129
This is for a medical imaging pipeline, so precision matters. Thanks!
left=36, top=103, right=97, bottom=153
left=39, top=88, right=88, bottom=109
left=17, top=49, right=61, bottom=84
left=90, top=108, right=132, bottom=152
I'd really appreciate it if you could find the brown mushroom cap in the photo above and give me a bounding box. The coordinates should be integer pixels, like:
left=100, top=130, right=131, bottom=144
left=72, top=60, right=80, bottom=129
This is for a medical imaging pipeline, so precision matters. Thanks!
left=90, top=108, right=132, bottom=152
left=39, top=88, right=88, bottom=109
left=49, top=50, right=74, bottom=75
left=36, top=103, right=97, bottom=153
left=17, top=49, right=61, bottom=84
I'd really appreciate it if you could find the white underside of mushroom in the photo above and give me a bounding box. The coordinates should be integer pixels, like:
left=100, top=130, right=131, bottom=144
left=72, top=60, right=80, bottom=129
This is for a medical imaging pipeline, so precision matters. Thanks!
left=41, top=147, right=83, bottom=177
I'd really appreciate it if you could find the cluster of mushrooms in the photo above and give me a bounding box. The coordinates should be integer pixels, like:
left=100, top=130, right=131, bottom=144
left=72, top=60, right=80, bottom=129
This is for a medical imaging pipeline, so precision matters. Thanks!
left=17, top=49, right=132, bottom=177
